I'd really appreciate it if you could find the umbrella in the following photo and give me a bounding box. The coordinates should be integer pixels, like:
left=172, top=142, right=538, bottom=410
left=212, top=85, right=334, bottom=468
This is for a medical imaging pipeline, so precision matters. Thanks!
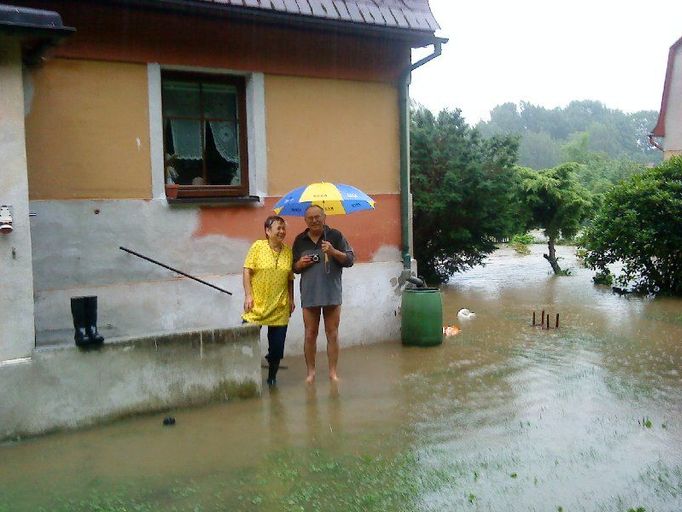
left=272, top=182, right=375, bottom=217
left=273, top=181, right=375, bottom=269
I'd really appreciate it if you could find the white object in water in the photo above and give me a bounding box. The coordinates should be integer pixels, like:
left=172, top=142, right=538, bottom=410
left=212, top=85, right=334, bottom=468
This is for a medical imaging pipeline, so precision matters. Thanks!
left=457, top=308, right=476, bottom=319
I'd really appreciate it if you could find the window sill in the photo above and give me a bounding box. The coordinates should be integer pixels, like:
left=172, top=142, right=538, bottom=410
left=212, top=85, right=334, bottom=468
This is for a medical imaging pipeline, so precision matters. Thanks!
left=166, top=195, right=262, bottom=206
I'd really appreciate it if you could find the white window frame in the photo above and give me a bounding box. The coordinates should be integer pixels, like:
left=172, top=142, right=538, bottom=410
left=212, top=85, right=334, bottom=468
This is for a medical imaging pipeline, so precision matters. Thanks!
left=147, top=63, right=267, bottom=201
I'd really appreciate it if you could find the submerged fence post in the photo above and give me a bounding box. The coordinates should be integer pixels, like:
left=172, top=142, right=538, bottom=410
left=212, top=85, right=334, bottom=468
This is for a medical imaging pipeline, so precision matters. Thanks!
left=532, top=310, right=561, bottom=329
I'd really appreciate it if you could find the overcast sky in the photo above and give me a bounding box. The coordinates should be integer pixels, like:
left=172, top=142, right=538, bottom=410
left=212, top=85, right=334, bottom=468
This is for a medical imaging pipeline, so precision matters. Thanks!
left=410, top=0, right=682, bottom=125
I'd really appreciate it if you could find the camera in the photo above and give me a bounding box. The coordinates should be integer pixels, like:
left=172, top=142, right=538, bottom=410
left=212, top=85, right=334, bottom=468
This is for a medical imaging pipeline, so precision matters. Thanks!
left=311, top=253, right=320, bottom=263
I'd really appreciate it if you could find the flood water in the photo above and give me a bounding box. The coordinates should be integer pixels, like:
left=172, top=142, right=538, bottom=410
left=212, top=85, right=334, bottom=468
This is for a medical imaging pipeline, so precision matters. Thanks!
left=2, top=245, right=681, bottom=511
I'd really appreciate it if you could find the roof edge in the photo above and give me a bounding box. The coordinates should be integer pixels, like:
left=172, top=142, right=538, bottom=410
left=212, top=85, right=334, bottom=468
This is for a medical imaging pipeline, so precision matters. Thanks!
left=101, top=0, right=440, bottom=47
left=0, top=4, right=75, bottom=35
left=652, top=35, right=682, bottom=137
left=0, top=4, right=75, bottom=64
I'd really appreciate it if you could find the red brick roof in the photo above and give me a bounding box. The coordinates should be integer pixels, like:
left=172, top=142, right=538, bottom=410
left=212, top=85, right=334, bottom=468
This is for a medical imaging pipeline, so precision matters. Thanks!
left=191, top=0, right=440, bottom=32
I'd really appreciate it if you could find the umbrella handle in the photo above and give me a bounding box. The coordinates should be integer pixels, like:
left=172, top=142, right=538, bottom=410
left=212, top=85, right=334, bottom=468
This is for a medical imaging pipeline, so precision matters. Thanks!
left=322, top=225, right=331, bottom=272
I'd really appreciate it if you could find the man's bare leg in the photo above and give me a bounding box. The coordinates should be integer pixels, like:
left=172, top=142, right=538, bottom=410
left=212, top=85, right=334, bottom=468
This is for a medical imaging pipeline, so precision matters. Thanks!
left=303, top=307, right=322, bottom=383
left=323, top=305, right=341, bottom=381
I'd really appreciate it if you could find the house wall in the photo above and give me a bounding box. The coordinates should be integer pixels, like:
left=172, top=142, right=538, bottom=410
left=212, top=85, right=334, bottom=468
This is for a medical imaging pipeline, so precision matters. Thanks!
left=0, top=37, right=36, bottom=361
left=25, top=59, right=151, bottom=199
left=664, top=45, right=682, bottom=159
left=26, top=59, right=399, bottom=199
left=11, top=0, right=408, bottom=84
left=0, top=326, right=261, bottom=441
left=16, top=1, right=409, bottom=356
left=265, top=75, right=400, bottom=195
left=24, top=62, right=403, bottom=351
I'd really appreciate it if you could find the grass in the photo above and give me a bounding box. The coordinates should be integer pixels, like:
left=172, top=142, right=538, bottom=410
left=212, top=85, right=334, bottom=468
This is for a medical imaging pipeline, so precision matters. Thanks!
left=0, top=448, right=433, bottom=512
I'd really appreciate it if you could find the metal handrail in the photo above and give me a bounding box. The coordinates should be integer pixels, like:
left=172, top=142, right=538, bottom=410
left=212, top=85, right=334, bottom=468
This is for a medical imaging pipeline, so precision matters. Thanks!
left=119, top=246, right=232, bottom=295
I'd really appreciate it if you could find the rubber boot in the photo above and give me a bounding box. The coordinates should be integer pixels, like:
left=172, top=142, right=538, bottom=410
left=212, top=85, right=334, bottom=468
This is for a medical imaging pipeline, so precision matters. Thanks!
left=70, top=297, right=89, bottom=347
left=84, top=296, right=104, bottom=345
left=267, top=360, right=280, bottom=386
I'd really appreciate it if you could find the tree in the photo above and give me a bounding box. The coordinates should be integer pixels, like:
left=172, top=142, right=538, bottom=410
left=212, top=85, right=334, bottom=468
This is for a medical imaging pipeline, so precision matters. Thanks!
left=581, top=157, right=682, bottom=295
left=518, top=131, right=562, bottom=170
left=478, top=102, right=523, bottom=137
left=518, top=163, right=592, bottom=274
left=477, top=100, right=662, bottom=167
left=410, top=107, right=522, bottom=284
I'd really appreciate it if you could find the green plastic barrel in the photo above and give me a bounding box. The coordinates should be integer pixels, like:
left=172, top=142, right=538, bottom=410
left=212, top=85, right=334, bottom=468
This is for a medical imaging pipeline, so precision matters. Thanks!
left=401, top=288, right=443, bottom=346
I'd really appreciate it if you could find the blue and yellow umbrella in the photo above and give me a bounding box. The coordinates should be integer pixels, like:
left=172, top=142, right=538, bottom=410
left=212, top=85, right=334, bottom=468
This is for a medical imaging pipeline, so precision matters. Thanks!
left=273, top=182, right=375, bottom=216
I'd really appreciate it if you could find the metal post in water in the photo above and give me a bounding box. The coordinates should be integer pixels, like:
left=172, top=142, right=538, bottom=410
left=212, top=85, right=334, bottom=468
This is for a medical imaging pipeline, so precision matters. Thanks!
left=532, top=311, right=536, bottom=326
left=556, top=313, right=560, bottom=329
left=546, top=313, right=550, bottom=329
left=541, top=310, right=545, bottom=329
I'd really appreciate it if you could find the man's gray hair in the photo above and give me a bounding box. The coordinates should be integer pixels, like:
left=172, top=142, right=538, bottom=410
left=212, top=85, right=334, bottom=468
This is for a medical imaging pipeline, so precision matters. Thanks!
left=305, top=204, right=325, bottom=215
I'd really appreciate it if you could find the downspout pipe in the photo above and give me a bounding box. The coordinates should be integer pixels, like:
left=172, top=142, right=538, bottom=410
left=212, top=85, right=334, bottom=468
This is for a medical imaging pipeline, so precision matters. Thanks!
left=399, top=38, right=445, bottom=271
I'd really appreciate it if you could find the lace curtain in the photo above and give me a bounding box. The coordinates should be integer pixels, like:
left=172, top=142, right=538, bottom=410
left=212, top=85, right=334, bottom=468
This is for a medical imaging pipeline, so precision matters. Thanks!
left=209, top=121, right=239, bottom=163
left=169, top=120, right=202, bottom=160
left=169, top=120, right=238, bottom=164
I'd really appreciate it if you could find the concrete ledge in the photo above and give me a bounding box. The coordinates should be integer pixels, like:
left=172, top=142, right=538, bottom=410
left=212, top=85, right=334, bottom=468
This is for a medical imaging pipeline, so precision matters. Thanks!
left=0, top=325, right=261, bottom=442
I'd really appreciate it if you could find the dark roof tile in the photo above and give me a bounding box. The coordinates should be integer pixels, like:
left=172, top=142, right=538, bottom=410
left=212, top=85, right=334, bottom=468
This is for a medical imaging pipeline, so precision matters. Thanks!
left=295, top=0, right=313, bottom=15
left=333, top=0, right=351, bottom=20
left=282, top=0, right=299, bottom=11
left=192, top=0, right=439, bottom=32
left=389, top=7, right=408, bottom=28
left=378, top=6, right=397, bottom=26
left=346, top=1, right=363, bottom=23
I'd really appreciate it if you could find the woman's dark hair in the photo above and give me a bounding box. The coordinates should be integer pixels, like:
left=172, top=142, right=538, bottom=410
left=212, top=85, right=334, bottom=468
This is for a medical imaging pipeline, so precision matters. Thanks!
left=264, top=215, right=285, bottom=237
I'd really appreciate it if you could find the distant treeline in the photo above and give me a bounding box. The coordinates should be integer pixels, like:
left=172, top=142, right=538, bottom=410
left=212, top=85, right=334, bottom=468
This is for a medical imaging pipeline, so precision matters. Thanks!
left=476, top=100, right=661, bottom=171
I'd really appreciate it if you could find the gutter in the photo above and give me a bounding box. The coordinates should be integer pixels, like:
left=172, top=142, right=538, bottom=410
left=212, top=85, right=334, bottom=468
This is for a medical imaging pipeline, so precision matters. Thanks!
left=398, top=37, right=446, bottom=271
left=0, top=5, right=75, bottom=65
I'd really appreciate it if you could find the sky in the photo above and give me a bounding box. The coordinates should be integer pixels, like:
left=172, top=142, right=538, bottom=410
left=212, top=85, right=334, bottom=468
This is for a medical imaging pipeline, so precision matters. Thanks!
left=409, top=0, right=682, bottom=125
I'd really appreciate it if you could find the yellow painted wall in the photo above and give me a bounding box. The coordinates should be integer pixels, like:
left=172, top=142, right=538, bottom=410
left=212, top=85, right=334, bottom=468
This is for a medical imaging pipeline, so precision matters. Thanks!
left=26, top=58, right=151, bottom=199
left=265, top=75, right=399, bottom=195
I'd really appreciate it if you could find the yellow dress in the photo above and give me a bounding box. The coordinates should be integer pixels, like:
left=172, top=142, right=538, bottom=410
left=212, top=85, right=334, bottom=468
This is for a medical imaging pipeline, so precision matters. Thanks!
left=242, top=240, right=293, bottom=326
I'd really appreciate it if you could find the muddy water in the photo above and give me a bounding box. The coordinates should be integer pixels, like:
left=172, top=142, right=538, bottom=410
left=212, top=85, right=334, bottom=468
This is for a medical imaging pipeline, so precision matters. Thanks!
left=2, top=245, right=681, bottom=511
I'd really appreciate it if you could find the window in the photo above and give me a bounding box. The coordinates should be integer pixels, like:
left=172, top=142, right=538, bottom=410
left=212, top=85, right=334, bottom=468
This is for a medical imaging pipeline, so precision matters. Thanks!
left=161, top=71, right=248, bottom=198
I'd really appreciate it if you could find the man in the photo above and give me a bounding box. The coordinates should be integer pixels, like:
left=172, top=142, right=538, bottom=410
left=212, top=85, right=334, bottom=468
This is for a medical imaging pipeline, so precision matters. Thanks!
left=293, top=205, right=354, bottom=383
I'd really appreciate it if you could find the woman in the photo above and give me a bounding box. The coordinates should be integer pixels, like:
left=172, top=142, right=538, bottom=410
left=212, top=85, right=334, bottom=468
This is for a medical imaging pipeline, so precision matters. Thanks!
left=242, top=215, right=295, bottom=386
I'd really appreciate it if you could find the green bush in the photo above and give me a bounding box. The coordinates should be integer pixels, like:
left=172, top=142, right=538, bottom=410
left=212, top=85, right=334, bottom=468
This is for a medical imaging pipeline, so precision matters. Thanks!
left=592, top=270, right=613, bottom=286
left=511, top=233, right=534, bottom=245
left=582, top=156, right=682, bottom=295
left=510, top=233, right=533, bottom=255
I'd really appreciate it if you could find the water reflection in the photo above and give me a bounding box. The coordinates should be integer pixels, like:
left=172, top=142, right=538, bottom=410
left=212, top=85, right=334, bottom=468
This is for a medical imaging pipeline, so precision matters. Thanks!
left=1, top=245, right=681, bottom=511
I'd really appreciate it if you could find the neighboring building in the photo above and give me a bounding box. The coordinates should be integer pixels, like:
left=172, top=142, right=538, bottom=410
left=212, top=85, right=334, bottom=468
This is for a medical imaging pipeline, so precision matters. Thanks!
left=652, top=36, right=682, bottom=159
left=1, top=0, right=442, bottom=361
left=0, top=4, right=73, bottom=361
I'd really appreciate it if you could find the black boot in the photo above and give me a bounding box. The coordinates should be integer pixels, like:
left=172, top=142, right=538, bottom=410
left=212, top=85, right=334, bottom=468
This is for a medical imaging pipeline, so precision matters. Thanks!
left=70, top=297, right=89, bottom=347
left=267, top=360, right=280, bottom=386
left=84, top=296, right=104, bottom=345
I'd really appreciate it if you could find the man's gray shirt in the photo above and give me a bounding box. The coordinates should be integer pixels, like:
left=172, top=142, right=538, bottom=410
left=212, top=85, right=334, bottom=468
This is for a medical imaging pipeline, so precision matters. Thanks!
left=292, top=227, right=354, bottom=308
